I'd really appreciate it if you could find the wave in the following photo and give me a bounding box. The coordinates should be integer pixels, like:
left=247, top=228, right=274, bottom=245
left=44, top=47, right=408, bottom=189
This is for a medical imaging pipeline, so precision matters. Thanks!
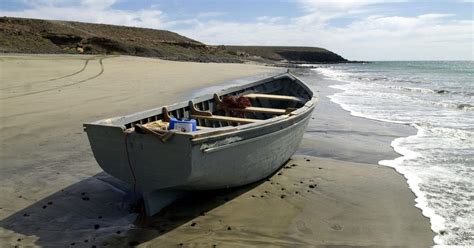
left=392, top=86, right=437, bottom=94
left=378, top=129, right=448, bottom=245
left=457, top=103, right=474, bottom=110
left=316, top=65, right=474, bottom=246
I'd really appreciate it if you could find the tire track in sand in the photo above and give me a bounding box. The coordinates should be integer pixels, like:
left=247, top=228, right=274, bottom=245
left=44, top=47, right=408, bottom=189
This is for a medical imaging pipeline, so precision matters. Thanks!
left=0, top=57, right=107, bottom=100
left=0, top=56, right=101, bottom=91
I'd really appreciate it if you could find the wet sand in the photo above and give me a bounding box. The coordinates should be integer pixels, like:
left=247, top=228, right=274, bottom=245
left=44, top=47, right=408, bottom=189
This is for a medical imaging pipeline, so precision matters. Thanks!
left=0, top=55, right=433, bottom=247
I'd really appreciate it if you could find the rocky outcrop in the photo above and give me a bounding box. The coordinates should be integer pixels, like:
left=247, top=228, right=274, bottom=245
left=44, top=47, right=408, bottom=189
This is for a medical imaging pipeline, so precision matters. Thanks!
left=0, top=17, right=349, bottom=64
left=225, top=46, right=348, bottom=63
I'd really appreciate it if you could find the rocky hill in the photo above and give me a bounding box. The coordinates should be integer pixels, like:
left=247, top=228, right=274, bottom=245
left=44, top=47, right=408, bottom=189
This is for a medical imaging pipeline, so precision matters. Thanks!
left=0, top=17, right=348, bottom=64
left=225, top=46, right=347, bottom=63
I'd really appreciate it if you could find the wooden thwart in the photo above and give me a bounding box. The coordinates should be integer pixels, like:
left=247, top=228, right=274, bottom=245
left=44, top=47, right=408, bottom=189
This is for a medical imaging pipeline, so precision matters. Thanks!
left=213, top=94, right=295, bottom=115
left=192, top=114, right=261, bottom=124
left=189, top=100, right=262, bottom=124
left=232, top=106, right=294, bottom=115
left=244, top=93, right=304, bottom=103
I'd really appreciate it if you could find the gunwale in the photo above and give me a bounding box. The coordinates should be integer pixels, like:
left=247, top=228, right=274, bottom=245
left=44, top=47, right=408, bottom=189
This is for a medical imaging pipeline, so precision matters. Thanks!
left=84, top=72, right=316, bottom=142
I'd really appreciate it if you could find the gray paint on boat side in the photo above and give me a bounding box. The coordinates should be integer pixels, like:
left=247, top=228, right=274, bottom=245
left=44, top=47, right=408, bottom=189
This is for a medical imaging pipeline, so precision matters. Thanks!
left=84, top=72, right=316, bottom=215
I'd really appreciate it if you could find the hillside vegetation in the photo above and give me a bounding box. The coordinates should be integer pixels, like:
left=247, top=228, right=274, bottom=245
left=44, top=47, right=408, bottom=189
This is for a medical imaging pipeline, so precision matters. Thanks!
left=0, top=17, right=348, bottom=64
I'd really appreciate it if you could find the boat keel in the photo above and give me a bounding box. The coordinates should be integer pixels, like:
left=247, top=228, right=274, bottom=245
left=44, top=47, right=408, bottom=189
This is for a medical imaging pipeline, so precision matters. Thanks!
left=142, top=189, right=188, bottom=216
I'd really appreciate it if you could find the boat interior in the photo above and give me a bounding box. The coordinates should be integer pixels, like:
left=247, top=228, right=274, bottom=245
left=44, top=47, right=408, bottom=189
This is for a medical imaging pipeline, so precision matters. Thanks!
left=124, top=76, right=312, bottom=132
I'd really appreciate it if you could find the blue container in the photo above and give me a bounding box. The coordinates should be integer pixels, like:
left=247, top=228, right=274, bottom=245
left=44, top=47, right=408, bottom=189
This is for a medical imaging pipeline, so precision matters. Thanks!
left=169, top=118, right=197, bottom=132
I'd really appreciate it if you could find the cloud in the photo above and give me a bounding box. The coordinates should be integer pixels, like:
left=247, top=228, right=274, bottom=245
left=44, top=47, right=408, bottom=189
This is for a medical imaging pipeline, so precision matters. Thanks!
left=256, top=16, right=284, bottom=24
left=196, top=11, right=227, bottom=19
left=1, top=0, right=472, bottom=60
left=1, top=0, right=163, bottom=28
left=173, top=12, right=472, bottom=60
left=293, top=0, right=406, bottom=25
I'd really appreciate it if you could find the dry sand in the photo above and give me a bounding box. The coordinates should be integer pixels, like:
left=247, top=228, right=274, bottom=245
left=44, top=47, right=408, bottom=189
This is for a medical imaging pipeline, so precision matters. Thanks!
left=0, top=55, right=433, bottom=247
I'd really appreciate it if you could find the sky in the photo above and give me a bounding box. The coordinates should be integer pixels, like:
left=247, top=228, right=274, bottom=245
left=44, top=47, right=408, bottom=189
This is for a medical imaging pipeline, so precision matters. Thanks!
left=1, top=0, right=473, bottom=61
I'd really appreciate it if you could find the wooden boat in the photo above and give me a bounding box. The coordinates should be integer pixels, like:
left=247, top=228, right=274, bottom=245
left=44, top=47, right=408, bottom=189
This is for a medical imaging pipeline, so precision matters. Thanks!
left=84, top=72, right=317, bottom=215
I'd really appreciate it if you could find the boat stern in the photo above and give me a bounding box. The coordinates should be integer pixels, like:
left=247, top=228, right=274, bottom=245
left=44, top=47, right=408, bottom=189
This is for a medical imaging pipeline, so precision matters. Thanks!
left=84, top=123, right=193, bottom=192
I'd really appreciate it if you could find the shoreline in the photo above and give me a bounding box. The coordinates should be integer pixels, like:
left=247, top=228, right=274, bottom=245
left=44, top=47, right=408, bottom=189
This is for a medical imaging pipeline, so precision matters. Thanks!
left=312, top=68, right=445, bottom=244
left=0, top=55, right=434, bottom=247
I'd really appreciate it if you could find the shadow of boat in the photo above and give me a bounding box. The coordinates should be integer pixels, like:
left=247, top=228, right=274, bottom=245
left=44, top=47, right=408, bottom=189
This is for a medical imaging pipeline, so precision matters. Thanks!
left=0, top=172, right=265, bottom=247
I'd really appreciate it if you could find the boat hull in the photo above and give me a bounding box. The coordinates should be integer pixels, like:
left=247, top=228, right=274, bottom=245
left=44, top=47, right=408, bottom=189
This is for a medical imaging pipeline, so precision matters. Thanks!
left=187, top=110, right=312, bottom=190
left=84, top=72, right=316, bottom=215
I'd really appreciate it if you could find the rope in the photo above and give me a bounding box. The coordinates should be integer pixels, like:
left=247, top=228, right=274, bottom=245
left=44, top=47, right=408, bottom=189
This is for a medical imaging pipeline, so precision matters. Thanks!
left=124, top=131, right=137, bottom=193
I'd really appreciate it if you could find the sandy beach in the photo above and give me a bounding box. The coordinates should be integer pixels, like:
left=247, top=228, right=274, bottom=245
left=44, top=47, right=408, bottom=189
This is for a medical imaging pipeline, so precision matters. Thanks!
left=0, top=55, right=434, bottom=247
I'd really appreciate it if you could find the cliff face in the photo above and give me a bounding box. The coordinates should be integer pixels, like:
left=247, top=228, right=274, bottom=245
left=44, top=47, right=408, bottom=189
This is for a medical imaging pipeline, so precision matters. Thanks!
left=0, top=17, right=348, bottom=64
left=225, top=46, right=347, bottom=63
left=0, top=17, right=240, bottom=62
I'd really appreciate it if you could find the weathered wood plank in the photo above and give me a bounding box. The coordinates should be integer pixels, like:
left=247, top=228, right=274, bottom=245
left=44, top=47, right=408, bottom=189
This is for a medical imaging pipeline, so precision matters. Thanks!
left=191, top=114, right=262, bottom=124
left=234, top=106, right=287, bottom=114
left=244, top=93, right=304, bottom=102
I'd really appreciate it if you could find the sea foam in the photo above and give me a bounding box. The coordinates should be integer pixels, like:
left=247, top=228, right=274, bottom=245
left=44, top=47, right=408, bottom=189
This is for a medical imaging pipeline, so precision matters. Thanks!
left=313, top=62, right=474, bottom=246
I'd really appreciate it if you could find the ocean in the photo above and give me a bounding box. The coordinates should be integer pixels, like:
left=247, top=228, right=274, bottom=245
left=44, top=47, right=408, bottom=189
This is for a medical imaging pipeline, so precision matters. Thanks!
left=312, top=61, right=473, bottom=247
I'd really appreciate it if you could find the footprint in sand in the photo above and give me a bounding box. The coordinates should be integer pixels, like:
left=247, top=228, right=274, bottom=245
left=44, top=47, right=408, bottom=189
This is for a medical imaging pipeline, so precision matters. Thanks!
left=331, top=223, right=343, bottom=231
left=296, top=220, right=313, bottom=235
